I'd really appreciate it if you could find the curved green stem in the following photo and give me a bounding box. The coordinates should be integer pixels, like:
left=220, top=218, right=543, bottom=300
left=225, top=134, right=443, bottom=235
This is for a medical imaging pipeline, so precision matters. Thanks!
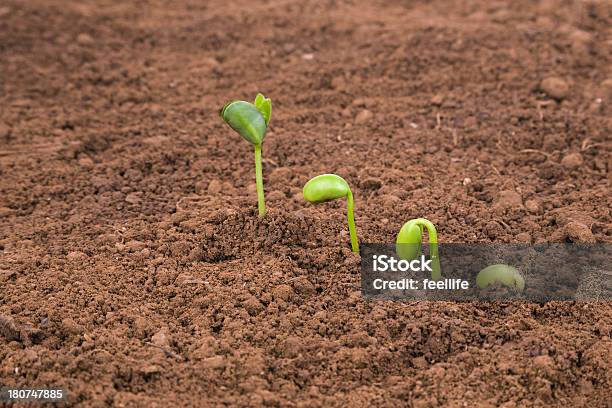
left=346, top=190, right=359, bottom=253
left=254, top=144, right=265, bottom=217
left=414, top=218, right=441, bottom=280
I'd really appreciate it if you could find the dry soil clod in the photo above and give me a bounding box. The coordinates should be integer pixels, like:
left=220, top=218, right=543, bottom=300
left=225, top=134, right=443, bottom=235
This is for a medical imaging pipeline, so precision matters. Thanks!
left=540, top=77, right=570, bottom=100
left=561, top=153, right=584, bottom=170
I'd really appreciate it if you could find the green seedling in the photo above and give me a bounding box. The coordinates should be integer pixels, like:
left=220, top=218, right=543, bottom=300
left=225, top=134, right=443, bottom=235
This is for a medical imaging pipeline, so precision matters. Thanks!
left=220, top=93, right=272, bottom=217
left=476, top=264, right=525, bottom=291
left=396, top=218, right=441, bottom=280
left=303, top=174, right=359, bottom=253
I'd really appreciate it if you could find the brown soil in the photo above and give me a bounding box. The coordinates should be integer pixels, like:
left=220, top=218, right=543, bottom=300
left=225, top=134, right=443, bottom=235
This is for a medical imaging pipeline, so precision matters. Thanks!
left=1, top=0, right=611, bottom=407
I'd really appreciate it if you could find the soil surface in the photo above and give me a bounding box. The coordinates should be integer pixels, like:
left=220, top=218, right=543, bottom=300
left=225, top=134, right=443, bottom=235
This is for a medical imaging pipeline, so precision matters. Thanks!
left=1, top=0, right=611, bottom=407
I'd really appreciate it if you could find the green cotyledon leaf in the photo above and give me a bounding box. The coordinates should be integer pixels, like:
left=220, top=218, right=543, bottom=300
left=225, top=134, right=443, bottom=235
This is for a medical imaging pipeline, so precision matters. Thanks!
left=254, top=93, right=272, bottom=126
left=395, top=219, right=423, bottom=261
left=220, top=100, right=266, bottom=145
left=303, top=174, right=350, bottom=203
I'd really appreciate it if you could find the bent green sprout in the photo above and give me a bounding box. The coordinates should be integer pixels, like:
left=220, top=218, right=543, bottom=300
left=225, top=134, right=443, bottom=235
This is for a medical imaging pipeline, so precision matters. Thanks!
left=303, top=174, right=359, bottom=253
left=476, top=264, right=525, bottom=291
left=396, top=218, right=441, bottom=280
left=220, top=93, right=272, bottom=217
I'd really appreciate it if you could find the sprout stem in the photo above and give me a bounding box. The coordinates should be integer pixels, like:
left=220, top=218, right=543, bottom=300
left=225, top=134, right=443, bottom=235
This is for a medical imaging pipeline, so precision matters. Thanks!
left=254, top=144, right=266, bottom=217
left=413, top=218, right=441, bottom=280
left=346, top=190, right=359, bottom=253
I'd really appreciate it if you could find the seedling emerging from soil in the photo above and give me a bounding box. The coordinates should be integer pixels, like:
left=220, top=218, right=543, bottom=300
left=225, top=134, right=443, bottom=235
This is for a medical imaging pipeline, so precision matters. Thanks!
left=476, top=264, right=525, bottom=291
left=220, top=93, right=272, bottom=217
left=396, top=218, right=441, bottom=280
left=303, top=174, right=359, bottom=253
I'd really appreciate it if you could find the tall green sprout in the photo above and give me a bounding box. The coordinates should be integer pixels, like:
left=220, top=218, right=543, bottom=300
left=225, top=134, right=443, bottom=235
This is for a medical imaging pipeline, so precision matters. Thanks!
left=220, top=93, right=272, bottom=217
left=303, top=174, right=359, bottom=253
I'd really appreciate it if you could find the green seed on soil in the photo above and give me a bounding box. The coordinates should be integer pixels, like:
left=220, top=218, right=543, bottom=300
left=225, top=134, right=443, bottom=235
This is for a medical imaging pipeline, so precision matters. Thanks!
left=476, top=264, right=525, bottom=291
left=303, top=174, right=359, bottom=253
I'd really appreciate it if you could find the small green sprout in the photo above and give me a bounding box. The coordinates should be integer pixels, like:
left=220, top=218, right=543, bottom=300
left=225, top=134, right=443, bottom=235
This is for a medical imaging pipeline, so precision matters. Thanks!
left=476, top=264, right=525, bottom=291
left=220, top=93, right=272, bottom=217
left=303, top=174, right=359, bottom=253
left=396, top=218, right=441, bottom=280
